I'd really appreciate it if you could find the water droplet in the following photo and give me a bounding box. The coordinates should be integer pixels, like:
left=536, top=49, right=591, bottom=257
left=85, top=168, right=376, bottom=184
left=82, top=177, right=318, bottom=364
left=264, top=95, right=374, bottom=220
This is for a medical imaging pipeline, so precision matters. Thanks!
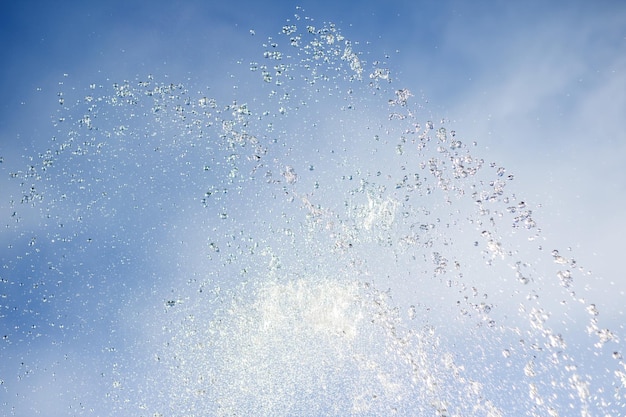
left=524, top=361, right=536, bottom=377
left=586, top=304, right=599, bottom=316
left=407, top=305, right=416, bottom=320
left=557, top=270, right=573, bottom=288
left=283, top=165, right=298, bottom=184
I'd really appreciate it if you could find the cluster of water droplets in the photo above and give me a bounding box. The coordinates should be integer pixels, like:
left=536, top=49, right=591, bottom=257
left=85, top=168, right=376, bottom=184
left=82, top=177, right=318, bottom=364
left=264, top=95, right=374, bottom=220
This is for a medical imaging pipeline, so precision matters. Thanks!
left=3, top=10, right=624, bottom=417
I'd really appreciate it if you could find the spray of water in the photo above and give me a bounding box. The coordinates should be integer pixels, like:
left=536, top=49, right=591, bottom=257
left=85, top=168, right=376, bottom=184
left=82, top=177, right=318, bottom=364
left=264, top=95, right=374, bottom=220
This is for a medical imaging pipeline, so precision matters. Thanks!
left=3, top=10, right=624, bottom=417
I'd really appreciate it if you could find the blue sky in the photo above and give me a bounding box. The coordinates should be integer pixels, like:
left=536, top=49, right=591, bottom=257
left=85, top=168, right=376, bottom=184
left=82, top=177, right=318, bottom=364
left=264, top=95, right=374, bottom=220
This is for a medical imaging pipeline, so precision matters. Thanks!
left=1, top=0, right=625, bottom=416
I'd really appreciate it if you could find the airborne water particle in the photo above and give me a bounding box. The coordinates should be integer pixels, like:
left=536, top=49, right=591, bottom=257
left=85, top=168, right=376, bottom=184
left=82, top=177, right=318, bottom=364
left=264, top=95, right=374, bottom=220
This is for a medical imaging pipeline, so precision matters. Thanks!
left=408, top=305, right=417, bottom=320
left=283, top=165, right=297, bottom=184
left=586, top=304, right=599, bottom=316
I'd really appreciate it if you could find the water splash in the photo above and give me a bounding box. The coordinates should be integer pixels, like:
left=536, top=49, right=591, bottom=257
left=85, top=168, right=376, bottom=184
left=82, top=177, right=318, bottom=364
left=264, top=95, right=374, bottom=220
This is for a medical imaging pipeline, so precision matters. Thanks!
left=2, top=10, right=624, bottom=417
